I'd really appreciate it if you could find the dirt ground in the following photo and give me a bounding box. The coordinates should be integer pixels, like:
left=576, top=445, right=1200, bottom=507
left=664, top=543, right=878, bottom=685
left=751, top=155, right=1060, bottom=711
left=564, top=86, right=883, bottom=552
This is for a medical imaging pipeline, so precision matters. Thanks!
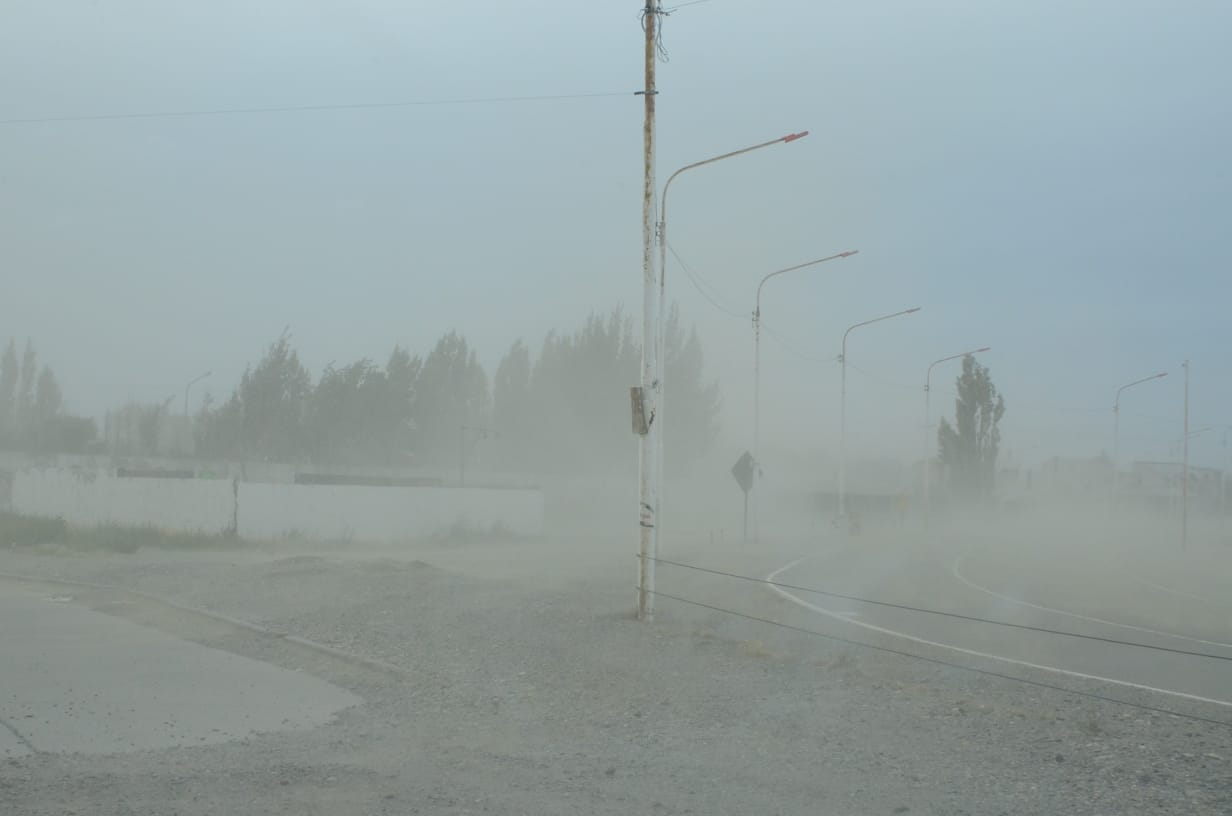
left=1, top=531, right=1230, bottom=815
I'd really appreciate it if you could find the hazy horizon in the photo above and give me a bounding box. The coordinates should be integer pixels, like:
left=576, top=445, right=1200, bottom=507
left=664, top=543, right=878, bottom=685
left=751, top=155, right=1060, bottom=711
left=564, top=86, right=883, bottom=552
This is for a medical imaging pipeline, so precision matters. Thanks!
left=3, top=0, right=1230, bottom=471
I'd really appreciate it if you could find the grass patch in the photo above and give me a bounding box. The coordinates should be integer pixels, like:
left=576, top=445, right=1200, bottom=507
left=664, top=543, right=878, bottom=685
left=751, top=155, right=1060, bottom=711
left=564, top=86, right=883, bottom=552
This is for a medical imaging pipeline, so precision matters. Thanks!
left=0, top=512, right=243, bottom=554
left=0, top=512, right=67, bottom=547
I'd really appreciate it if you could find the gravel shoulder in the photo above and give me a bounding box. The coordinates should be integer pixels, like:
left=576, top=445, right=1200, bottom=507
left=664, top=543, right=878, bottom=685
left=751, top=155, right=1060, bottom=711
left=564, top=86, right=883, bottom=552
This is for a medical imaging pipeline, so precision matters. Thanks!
left=1, top=535, right=1230, bottom=816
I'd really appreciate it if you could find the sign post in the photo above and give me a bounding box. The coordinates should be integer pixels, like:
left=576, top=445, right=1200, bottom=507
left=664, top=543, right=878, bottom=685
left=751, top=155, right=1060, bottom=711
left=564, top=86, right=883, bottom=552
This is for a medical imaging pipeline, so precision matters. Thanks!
left=731, top=451, right=755, bottom=545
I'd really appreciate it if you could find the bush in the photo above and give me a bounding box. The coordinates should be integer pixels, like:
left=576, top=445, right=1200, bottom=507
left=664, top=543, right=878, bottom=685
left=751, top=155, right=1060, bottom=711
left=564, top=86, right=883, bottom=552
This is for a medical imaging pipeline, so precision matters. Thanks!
left=0, top=512, right=242, bottom=553
left=0, top=512, right=69, bottom=547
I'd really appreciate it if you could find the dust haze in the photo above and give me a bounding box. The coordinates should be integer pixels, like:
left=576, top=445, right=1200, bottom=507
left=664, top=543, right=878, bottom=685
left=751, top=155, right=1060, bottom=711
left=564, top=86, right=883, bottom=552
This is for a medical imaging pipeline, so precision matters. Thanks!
left=1, top=1, right=1230, bottom=814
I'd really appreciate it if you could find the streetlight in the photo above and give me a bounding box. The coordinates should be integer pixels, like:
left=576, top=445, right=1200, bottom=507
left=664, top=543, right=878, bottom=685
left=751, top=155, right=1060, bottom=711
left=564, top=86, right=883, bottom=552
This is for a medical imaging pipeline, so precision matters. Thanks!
left=656, top=133, right=810, bottom=451
left=459, top=425, right=499, bottom=486
left=184, top=371, right=211, bottom=418
left=838, top=307, right=921, bottom=519
left=1182, top=360, right=1190, bottom=549
left=752, top=250, right=859, bottom=543
left=923, top=347, right=991, bottom=513
left=638, top=130, right=808, bottom=622
left=1112, top=371, right=1167, bottom=494
left=656, top=132, right=809, bottom=492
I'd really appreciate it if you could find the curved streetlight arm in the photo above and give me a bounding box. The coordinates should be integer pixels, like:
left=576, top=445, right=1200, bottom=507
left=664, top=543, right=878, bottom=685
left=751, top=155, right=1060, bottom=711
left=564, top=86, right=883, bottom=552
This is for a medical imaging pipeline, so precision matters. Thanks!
left=840, top=307, right=922, bottom=362
left=661, top=131, right=809, bottom=231
left=925, top=347, right=991, bottom=391
left=755, top=250, right=859, bottom=319
left=184, top=370, right=212, bottom=416
left=1113, top=372, right=1168, bottom=412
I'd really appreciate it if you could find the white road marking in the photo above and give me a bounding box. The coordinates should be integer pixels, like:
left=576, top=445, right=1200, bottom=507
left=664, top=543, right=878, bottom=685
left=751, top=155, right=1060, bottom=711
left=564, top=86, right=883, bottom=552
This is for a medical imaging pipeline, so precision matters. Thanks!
left=951, top=553, right=1232, bottom=651
left=1126, top=572, right=1231, bottom=610
left=767, top=557, right=1232, bottom=710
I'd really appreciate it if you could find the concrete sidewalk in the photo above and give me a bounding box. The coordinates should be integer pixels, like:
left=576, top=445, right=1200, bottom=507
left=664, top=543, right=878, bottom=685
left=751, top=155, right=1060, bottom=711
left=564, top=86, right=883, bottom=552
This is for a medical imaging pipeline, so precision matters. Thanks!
left=0, top=585, right=360, bottom=757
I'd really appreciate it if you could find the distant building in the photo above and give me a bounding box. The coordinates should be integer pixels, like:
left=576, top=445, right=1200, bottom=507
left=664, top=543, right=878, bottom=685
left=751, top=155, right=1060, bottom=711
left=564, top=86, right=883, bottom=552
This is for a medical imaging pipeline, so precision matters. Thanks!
left=1037, top=454, right=1113, bottom=501
left=1123, top=461, right=1224, bottom=513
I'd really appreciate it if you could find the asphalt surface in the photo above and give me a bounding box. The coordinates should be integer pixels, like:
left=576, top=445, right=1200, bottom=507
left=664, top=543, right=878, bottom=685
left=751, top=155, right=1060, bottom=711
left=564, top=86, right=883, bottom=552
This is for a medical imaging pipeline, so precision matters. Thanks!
left=771, top=533, right=1232, bottom=713
left=0, top=583, right=361, bottom=758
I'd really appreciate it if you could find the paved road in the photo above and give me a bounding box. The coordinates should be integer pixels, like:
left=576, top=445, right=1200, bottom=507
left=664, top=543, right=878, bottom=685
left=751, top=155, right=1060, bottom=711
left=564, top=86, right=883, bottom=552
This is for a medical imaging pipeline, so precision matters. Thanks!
left=0, top=584, right=361, bottom=758
left=771, top=535, right=1232, bottom=712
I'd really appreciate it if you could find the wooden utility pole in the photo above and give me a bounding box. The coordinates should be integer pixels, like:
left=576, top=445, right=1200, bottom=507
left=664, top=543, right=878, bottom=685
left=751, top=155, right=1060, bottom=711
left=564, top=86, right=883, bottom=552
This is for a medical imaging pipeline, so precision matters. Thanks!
left=636, top=1, right=661, bottom=621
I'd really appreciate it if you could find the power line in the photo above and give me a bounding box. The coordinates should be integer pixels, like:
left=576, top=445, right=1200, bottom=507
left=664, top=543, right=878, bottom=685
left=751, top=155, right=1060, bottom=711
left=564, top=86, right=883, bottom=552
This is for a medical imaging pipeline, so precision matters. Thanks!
left=761, top=325, right=832, bottom=364
left=0, top=91, right=633, bottom=126
left=666, top=243, right=747, bottom=319
left=646, top=555, right=1232, bottom=662
left=645, top=588, right=1232, bottom=729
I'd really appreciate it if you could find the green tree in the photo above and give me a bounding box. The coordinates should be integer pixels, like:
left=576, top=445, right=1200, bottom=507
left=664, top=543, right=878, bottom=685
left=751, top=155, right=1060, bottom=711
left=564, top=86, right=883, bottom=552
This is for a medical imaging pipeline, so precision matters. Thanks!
left=527, top=307, right=639, bottom=474
left=195, top=392, right=243, bottom=458
left=34, top=367, right=62, bottom=421
left=411, top=331, right=489, bottom=467
left=236, top=331, right=311, bottom=460
left=0, top=339, right=17, bottom=440
left=197, top=331, right=311, bottom=461
left=492, top=339, right=533, bottom=470
left=306, top=359, right=376, bottom=464
left=937, top=354, right=1005, bottom=500
left=382, top=345, right=421, bottom=460
left=30, top=367, right=62, bottom=449
left=15, top=340, right=37, bottom=436
left=306, top=355, right=418, bottom=465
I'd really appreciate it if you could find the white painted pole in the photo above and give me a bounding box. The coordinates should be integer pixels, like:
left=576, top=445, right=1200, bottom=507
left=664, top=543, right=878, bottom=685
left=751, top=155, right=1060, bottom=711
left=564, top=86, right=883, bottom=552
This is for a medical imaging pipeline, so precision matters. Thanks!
left=637, top=1, right=661, bottom=621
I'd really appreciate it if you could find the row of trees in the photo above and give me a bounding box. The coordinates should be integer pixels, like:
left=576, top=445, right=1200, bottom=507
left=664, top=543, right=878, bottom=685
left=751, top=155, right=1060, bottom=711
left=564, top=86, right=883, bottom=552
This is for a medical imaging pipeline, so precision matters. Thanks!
left=195, top=304, right=721, bottom=475
left=492, top=305, right=719, bottom=475
left=0, top=339, right=96, bottom=453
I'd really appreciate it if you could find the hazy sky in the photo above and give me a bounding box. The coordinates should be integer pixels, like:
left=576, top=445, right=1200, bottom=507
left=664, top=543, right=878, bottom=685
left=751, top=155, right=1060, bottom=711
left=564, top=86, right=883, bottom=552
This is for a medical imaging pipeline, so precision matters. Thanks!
left=2, top=0, right=1230, bottom=470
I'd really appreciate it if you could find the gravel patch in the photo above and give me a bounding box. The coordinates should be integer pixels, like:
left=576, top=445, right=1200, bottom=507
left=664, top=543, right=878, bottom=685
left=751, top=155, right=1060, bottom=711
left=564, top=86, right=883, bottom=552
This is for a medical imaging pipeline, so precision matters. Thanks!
left=1, top=543, right=1229, bottom=815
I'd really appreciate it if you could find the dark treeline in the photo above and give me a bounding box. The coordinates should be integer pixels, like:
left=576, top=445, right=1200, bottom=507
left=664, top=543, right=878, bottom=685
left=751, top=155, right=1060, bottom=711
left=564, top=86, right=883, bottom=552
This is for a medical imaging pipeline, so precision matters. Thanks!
left=0, top=338, right=96, bottom=453
left=196, top=304, right=720, bottom=475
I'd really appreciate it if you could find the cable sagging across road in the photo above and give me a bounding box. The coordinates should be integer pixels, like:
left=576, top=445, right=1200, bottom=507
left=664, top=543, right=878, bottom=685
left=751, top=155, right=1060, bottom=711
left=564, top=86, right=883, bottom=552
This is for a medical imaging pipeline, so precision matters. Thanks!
left=644, top=587, right=1232, bottom=729
left=645, top=555, right=1232, bottom=663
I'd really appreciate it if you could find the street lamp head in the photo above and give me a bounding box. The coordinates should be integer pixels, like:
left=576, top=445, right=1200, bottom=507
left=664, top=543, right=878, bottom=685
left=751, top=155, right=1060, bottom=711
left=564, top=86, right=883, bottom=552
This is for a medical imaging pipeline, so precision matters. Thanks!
left=839, top=250, right=859, bottom=258
left=976, top=347, right=991, bottom=353
left=905, top=307, right=922, bottom=315
left=782, top=131, right=809, bottom=143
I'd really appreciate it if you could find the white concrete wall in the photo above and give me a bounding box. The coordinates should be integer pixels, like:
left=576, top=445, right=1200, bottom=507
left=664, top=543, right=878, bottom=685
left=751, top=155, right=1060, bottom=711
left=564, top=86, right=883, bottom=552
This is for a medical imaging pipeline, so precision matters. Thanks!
left=236, top=483, right=544, bottom=541
left=11, top=470, right=235, bottom=534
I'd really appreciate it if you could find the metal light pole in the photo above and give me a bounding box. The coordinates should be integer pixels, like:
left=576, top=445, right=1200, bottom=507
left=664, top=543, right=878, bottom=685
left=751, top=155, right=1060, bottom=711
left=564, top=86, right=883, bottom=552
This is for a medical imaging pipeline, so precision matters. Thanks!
left=182, top=371, right=211, bottom=456
left=1182, top=360, right=1189, bottom=550
left=838, top=307, right=921, bottom=518
left=923, top=347, right=990, bottom=513
left=1221, top=426, right=1231, bottom=517
left=459, top=425, right=498, bottom=486
left=1112, top=371, right=1167, bottom=495
left=654, top=130, right=809, bottom=555
left=752, top=250, right=859, bottom=543
left=184, top=371, right=211, bottom=418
